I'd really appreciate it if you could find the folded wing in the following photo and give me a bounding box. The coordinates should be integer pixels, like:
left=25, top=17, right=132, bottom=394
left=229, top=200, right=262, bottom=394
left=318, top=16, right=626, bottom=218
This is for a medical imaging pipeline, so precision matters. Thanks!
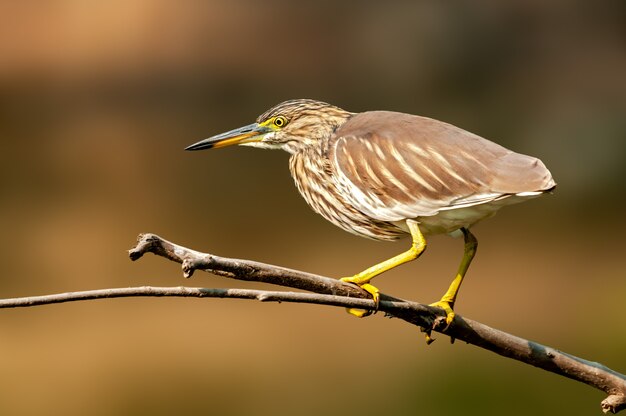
left=330, top=111, right=555, bottom=222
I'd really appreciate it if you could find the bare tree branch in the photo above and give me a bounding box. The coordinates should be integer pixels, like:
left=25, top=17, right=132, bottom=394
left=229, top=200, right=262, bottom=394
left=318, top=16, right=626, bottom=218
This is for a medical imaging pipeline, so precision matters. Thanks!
left=127, top=233, right=626, bottom=414
left=0, top=232, right=623, bottom=413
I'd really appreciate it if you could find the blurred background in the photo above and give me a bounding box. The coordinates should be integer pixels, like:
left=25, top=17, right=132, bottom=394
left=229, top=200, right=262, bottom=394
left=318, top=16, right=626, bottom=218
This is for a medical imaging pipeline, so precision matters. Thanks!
left=0, top=1, right=624, bottom=415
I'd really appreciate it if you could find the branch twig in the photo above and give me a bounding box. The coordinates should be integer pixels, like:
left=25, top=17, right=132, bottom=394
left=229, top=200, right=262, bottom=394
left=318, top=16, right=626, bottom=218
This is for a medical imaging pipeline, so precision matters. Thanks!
left=0, top=232, right=624, bottom=413
left=0, top=286, right=414, bottom=311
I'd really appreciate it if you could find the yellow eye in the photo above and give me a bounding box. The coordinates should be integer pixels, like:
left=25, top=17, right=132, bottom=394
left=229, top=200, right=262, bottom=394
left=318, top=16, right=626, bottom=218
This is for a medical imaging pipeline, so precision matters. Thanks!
left=274, top=116, right=287, bottom=128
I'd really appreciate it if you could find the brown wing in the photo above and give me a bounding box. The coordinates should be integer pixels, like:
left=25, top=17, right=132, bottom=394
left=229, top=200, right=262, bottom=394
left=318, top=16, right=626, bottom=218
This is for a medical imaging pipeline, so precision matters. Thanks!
left=329, top=111, right=555, bottom=222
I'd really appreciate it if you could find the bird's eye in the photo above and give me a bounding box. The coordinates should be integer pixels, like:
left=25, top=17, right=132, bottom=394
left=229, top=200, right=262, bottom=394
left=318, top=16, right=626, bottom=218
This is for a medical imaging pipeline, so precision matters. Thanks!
left=274, top=116, right=287, bottom=127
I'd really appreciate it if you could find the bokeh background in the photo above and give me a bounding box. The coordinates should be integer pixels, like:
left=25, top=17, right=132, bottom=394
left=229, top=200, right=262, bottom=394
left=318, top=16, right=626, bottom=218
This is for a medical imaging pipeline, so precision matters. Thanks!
left=1, top=1, right=625, bottom=415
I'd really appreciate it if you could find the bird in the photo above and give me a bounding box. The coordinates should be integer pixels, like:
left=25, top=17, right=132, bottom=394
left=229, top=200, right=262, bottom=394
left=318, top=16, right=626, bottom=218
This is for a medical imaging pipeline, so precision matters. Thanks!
left=186, top=99, right=556, bottom=324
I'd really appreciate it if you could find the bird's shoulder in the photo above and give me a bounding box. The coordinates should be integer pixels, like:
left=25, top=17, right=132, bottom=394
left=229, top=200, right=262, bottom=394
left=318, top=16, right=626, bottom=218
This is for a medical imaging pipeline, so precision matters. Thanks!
left=330, top=110, right=500, bottom=152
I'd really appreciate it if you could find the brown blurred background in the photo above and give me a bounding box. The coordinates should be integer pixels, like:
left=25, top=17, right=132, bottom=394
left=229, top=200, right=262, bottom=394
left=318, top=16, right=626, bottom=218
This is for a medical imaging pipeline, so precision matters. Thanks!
left=0, top=1, right=625, bottom=415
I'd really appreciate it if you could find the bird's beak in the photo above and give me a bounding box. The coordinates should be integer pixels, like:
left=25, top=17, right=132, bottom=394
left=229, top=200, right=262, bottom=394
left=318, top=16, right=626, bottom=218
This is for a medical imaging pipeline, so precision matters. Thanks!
left=185, top=123, right=273, bottom=151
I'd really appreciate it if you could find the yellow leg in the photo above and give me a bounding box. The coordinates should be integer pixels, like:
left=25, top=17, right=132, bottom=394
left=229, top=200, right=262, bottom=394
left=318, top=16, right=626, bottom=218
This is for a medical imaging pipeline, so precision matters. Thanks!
left=341, top=219, right=427, bottom=317
left=430, top=227, right=478, bottom=326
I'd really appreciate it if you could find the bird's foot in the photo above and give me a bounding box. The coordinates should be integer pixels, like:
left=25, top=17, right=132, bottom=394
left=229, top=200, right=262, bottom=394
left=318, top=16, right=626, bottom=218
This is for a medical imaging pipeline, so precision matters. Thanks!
left=339, top=278, right=379, bottom=317
left=423, top=329, right=436, bottom=345
left=429, top=299, right=455, bottom=327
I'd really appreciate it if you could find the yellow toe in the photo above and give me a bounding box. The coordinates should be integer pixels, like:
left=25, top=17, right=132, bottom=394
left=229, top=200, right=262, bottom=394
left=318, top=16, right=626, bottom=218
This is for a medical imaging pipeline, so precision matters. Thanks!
left=345, top=308, right=373, bottom=318
left=340, top=278, right=380, bottom=317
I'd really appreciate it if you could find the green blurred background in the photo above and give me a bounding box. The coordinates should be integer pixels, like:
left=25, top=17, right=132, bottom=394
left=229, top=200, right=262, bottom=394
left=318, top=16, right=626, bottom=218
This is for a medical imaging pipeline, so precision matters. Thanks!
left=0, top=1, right=624, bottom=415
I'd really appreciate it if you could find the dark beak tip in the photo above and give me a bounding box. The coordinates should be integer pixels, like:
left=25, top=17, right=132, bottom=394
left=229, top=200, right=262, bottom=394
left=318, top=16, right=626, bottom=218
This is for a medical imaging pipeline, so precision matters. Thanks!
left=184, top=142, right=212, bottom=151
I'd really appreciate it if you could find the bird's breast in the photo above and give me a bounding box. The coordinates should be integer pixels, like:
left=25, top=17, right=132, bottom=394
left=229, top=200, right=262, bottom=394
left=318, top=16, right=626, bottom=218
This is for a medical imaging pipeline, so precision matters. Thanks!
left=288, top=151, right=405, bottom=241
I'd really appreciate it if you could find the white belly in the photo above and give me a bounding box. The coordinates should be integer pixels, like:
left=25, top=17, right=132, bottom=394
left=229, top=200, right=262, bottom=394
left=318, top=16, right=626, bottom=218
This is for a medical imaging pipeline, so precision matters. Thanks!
left=393, top=193, right=542, bottom=236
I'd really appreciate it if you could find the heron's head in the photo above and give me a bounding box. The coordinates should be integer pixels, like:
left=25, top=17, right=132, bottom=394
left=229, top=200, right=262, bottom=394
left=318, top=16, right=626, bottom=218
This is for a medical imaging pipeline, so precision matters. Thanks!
left=186, top=99, right=353, bottom=154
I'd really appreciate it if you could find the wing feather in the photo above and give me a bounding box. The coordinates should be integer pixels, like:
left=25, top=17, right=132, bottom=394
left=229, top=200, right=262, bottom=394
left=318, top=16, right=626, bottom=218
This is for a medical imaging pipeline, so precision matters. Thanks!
left=330, top=111, right=555, bottom=222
